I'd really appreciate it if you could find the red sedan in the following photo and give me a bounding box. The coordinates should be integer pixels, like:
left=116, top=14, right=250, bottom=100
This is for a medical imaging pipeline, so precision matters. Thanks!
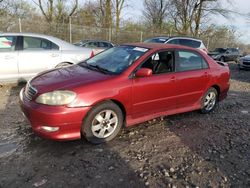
left=20, top=43, right=230, bottom=143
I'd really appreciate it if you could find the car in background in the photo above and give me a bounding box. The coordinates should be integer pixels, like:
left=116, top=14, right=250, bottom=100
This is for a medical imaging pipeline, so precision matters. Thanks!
left=0, top=33, right=93, bottom=83
left=238, top=54, right=250, bottom=70
left=144, top=36, right=208, bottom=53
left=20, top=43, right=230, bottom=143
left=209, top=48, right=241, bottom=62
left=74, top=39, right=114, bottom=55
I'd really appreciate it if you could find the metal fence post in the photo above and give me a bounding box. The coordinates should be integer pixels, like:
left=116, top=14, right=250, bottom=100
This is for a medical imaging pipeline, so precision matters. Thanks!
left=69, top=17, right=72, bottom=43
left=140, top=31, right=143, bottom=42
left=18, top=18, right=22, bottom=32
left=108, top=27, right=112, bottom=42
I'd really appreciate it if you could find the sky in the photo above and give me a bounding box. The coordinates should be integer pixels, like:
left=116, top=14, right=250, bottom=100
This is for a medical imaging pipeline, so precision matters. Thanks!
left=123, top=0, right=250, bottom=44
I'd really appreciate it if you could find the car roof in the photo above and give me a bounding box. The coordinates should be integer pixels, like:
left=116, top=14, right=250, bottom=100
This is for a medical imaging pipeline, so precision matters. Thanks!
left=78, top=39, right=113, bottom=45
left=124, top=42, right=201, bottom=52
left=146, top=36, right=202, bottom=42
left=0, top=32, right=86, bottom=51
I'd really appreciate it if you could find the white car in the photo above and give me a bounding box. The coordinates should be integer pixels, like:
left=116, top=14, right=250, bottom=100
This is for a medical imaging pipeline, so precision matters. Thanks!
left=0, top=33, right=93, bottom=83
left=144, top=36, right=208, bottom=54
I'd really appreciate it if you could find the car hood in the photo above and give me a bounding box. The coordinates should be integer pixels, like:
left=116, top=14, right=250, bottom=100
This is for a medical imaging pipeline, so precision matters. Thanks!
left=30, top=65, right=112, bottom=93
left=241, top=55, right=250, bottom=60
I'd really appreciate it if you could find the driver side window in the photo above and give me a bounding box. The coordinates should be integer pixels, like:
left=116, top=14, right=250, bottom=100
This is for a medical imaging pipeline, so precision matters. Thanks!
left=141, top=51, right=174, bottom=74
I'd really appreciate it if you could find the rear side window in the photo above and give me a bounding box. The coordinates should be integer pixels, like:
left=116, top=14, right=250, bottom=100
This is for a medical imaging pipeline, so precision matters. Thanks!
left=144, top=38, right=168, bottom=43
left=98, top=42, right=112, bottom=48
left=84, top=42, right=98, bottom=48
left=0, top=36, right=17, bottom=52
left=178, top=39, right=201, bottom=48
left=167, top=39, right=179, bottom=45
left=176, top=50, right=208, bottom=72
left=23, top=36, right=59, bottom=50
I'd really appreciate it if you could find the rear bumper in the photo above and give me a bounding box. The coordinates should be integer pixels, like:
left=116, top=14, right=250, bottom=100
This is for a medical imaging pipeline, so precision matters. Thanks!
left=19, top=88, right=91, bottom=141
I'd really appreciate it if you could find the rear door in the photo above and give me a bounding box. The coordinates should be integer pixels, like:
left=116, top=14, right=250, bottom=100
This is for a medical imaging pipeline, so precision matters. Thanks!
left=0, top=36, right=19, bottom=82
left=18, top=36, right=61, bottom=79
left=132, top=50, right=177, bottom=118
left=174, top=50, right=210, bottom=109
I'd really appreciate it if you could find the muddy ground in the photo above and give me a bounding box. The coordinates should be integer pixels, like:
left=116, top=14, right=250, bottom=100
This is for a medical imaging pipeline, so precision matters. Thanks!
left=0, top=62, right=250, bottom=188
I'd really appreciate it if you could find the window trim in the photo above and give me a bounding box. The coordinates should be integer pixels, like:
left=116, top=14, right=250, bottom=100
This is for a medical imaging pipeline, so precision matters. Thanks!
left=175, top=49, right=209, bottom=73
left=21, top=36, right=59, bottom=51
left=131, top=49, right=176, bottom=78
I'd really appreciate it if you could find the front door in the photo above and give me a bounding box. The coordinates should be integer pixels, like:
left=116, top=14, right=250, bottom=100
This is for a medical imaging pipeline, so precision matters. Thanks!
left=0, top=36, right=19, bottom=82
left=131, top=50, right=177, bottom=118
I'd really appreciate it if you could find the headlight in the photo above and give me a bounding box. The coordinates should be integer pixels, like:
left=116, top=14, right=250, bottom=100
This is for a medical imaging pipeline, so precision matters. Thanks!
left=36, top=90, right=76, bottom=106
left=239, top=59, right=243, bottom=64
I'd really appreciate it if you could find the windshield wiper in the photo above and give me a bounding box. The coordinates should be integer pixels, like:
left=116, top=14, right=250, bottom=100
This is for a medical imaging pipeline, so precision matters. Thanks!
left=79, top=62, right=114, bottom=74
left=88, top=65, right=112, bottom=74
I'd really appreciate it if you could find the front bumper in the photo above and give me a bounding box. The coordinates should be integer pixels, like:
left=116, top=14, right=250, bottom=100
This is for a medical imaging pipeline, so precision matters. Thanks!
left=238, top=63, right=250, bottom=69
left=19, top=88, right=91, bottom=141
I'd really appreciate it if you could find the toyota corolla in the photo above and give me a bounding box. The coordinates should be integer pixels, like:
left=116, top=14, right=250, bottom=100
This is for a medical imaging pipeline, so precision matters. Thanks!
left=20, top=43, right=230, bottom=144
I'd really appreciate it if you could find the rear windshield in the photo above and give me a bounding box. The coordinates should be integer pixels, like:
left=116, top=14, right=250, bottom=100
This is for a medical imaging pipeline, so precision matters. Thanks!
left=214, top=48, right=227, bottom=53
left=144, top=38, right=168, bottom=43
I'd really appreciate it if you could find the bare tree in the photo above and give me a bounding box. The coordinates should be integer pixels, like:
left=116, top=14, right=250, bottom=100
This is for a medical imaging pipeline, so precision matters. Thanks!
left=104, top=0, right=112, bottom=28
left=169, top=0, right=232, bottom=36
left=33, top=0, right=78, bottom=23
left=114, top=0, right=126, bottom=34
left=143, top=0, right=169, bottom=32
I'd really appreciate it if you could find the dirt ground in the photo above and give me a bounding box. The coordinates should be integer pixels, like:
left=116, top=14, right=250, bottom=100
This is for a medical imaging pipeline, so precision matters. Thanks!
left=0, top=62, right=250, bottom=188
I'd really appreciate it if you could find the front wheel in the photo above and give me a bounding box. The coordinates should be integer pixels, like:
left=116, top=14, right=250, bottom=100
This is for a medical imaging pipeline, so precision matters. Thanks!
left=200, top=88, right=218, bottom=114
left=82, top=102, right=123, bottom=144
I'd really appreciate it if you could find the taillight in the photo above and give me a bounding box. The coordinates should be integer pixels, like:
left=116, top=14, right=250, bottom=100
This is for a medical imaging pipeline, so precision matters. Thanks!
left=201, top=48, right=208, bottom=54
left=90, top=51, right=94, bottom=58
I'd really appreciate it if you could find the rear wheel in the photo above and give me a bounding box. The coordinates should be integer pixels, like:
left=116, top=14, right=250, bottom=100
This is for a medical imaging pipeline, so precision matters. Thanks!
left=82, top=102, right=123, bottom=144
left=201, top=88, right=218, bottom=114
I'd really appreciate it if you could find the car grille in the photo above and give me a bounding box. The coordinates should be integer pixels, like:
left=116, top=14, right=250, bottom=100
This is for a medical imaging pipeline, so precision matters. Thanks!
left=243, top=60, right=250, bottom=65
left=24, top=83, right=37, bottom=100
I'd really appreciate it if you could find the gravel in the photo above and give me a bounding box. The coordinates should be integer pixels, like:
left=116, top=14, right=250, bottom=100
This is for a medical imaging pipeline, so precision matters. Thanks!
left=0, top=62, right=250, bottom=187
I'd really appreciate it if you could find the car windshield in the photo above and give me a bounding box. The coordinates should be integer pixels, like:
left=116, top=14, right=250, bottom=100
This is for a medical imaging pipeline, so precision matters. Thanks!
left=79, top=45, right=149, bottom=74
left=214, top=48, right=227, bottom=53
left=144, top=38, right=168, bottom=43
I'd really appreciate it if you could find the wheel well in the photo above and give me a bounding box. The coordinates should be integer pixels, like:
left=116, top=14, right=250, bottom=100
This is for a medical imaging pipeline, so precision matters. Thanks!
left=110, top=99, right=126, bottom=120
left=211, top=85, right=220, bottom=98
left=89, top=99, right=126, bottom=121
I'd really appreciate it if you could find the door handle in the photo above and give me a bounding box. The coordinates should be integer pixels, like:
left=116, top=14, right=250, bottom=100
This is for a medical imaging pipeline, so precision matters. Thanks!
left=170, top=76, right=175, bottom=81
left=51, top=54, right=59, bottom=57
left=204, top=72, right=208, bottom=77
left=4, top=55, right=14, bottom=59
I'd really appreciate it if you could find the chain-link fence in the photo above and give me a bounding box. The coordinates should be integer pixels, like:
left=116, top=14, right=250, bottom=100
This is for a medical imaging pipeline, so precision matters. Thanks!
left=0, top=17, right=173, bottom=44
left=0, top=16, right=240, bottom=51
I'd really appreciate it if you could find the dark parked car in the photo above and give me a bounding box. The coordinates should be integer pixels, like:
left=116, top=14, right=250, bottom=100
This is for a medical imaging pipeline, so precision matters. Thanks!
left=144, top=36, right=208, bottom=53
left=20, top=43, right=230, bottom=144
left=209, top=48, right=241, bottom=62
left=74, top=40, right=114, bottom=55
left=238, top=54, right=250, bottom=70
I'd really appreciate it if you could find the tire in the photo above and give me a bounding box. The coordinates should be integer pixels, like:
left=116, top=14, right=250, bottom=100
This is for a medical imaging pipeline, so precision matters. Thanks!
left=82, top=101, right=123, bottom=144
left=219, top=56, right=225, bottom=62
left=56, top=62, right=72, bottom=68
left=200, top=87, right=218, bottom=114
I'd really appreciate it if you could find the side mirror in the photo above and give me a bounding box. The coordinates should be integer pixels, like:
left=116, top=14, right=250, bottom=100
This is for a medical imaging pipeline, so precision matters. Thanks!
left=135, top=68, right=152, bottom=77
